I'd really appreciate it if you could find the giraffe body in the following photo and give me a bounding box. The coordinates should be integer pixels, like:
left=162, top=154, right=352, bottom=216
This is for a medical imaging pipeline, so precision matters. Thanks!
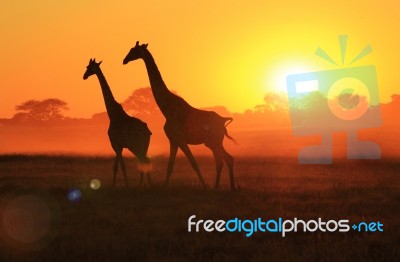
left=84, top=58, right=152, bottom=187
left=123, top=42, right=235, bottom=190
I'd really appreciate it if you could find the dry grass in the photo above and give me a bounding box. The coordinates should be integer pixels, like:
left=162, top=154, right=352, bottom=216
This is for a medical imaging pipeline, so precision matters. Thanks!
left=0, top=155, right=399, bottom=261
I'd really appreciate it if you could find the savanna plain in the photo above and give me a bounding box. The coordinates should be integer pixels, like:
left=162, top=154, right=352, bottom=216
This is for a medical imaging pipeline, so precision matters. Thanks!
left=0, top=154, right=399, bottom=261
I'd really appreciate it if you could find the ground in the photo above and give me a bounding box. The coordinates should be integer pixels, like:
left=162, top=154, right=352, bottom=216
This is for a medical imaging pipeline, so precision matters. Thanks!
left=0, top=155, right=399, bottom=261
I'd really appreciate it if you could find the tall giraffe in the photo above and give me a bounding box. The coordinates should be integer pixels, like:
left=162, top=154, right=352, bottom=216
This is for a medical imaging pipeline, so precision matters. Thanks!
left=83, top=58, right=152, bottom=187
left=123, top=42, right=236, bottom=190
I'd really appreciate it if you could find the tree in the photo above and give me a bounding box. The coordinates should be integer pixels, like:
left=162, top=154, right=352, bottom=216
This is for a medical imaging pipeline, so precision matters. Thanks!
left=391, top=94, right=400, bottom=104
left=12, top=98, right=69, bottom=122
left=254, top=93, right=289, bottom=113
left=122, top=87, right=161, bottom=117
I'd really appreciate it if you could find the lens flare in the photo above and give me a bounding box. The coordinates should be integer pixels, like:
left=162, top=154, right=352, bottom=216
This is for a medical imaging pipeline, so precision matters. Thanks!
left=1, top=195, right=53, bottom=248
left=67, top=188, right=82, bottom=202
left=90, top=179, right=101, bottom=190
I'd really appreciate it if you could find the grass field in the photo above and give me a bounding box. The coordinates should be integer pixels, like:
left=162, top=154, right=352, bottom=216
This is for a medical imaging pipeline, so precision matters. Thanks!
left=0, top=154, right=399, bottom=261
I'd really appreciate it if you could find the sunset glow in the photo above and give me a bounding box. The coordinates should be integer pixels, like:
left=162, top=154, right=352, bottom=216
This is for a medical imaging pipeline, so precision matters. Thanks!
left=267, top=63, right=314, bottom=93
left=0, top=0, right=398, bottom=118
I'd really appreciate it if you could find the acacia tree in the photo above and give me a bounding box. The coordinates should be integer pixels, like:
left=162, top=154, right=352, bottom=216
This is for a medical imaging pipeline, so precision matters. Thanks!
left=235, top=92, right=291, bottom=128
left=12, top=98, right=69, bottom=122
left=122, top=87, right=162, bottom=118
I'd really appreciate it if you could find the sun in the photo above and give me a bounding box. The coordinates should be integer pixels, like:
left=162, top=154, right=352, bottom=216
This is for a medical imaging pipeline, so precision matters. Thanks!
left=265, top=62, right=314, bottom=93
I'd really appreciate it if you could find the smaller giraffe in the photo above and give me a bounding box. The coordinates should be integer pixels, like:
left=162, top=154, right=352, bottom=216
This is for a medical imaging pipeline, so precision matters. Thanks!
left=83, top=58, right=152, bottom=187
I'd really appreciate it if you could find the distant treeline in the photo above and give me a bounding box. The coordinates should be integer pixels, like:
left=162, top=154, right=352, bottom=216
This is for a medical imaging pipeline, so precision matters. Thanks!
left=1, top=88, right=399, bottom=157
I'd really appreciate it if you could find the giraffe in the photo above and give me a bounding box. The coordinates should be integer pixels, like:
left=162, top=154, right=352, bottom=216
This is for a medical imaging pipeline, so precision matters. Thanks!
left=123, top=42, right=236, bottom=190
left=83, top=58, right=152, bottom=187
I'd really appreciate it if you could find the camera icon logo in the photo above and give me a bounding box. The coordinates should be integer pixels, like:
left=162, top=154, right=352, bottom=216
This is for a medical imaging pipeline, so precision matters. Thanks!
left=286, top=36, right=382, bottom=164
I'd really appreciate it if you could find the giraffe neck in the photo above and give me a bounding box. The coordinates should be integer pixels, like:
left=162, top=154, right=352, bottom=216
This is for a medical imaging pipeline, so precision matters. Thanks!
left=94, top=68, right=118, bottom=119
left=142, top=49, right=174, bottom=114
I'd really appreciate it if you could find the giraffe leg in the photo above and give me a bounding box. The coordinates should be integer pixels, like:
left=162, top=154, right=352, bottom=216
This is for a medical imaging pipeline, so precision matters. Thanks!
left=143, top=136, right=153, bottom=186
left=166, top=142, right=178, bottom=186
left=140, top=172, right=144, bottom=187
left=142, top=156, right=152, bottom=186
left=222, top=148, right=235, bottom=191
left=138, top=158, right=150, bottom=187
left=112, top=155, right=119, bottom=187
left=129, top=147, right=151, bottom=187
left=147, top=171, right=153, bottom=186
left=211, top=148, right=224, bottom=189
left=179, top=143, right=207, bottom=188
left=119, top=155, right=129, bottom=188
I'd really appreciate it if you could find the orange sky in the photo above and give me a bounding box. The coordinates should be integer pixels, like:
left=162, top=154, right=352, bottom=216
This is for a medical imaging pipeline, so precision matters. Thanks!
left=1, top=0, right=399, bottom=118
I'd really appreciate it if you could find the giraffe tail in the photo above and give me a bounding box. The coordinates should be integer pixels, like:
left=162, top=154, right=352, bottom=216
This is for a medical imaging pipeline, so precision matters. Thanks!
left=223, top=117, right=237, bottom=144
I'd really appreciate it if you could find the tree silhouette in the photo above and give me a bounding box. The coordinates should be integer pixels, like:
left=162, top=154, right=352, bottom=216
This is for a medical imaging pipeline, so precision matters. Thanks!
left=391, top=94, right=400, bottom=104
left=290, top=92, right=326, bottom=111
left=235, top=92, right=290, bottom=128
left=122, top=87, right=161, bottom=117
left=254, top=93, right=289, bottom=113
left=12, top=98, right=69, bottom=122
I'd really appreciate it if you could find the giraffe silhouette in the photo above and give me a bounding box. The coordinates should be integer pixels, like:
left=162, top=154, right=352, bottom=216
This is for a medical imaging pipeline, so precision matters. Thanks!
left=123, top=42, right=236, bottom=190
left=83, top=58, right=152, bottom=187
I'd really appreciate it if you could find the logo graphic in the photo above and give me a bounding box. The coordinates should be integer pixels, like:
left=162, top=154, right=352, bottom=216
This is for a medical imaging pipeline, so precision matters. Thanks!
left=286, top=35, right=382, bottom=164
left=188, top=215, right=384, bottom=238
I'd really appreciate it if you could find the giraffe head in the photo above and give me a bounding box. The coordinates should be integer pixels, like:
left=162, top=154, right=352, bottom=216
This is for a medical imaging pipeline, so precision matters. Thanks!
left=83, top=58, right=102, bottom=80
left=123, top=41, right=148, bottom=64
